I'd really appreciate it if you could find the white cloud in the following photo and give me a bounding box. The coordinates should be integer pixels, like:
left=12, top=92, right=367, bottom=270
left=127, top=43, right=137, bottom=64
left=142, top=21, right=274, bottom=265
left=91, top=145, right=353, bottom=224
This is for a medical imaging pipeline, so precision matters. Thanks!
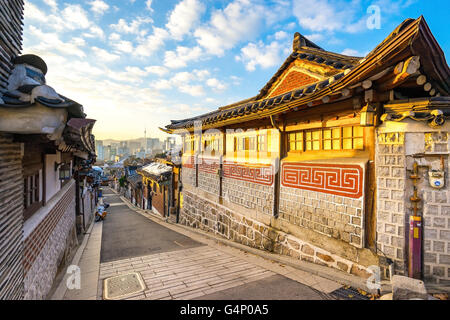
left=110, top=17, right=153, bottom=34
left=179, top=84, right=205, bottom=97
left=146, top=0, right=154, bottom=12
left=61, top=4, right=91, bottom=30
left=206, top=78, right=227, bottom=92
left=83, top=25, right=105, bottom=39
left=92, top=47, right=120, bottom=62
left=145, top=66, right=169, bottom=77
left=109, top=33, right=121, bottom=41
left=149, top=70, right=211, bottom=97
left=194, top=0, right=277, bottom=56
left=164, top=46, right=203, bottom=69
left=194, top=69, right=211, bottom=80
left=134, top=27, right=169, bottom=57
left=24, top=1, right=48, bottom=23
left=274, top=31, right=288, bottom=40
left=150, top=79, right=172, bottom=90
left=304, top=33, right=324, bottom=42
left=26, top=26, right=87, bottom=58
left=113, top=40, right=134, bottom=53
left=292, top=0, right=367, bottom=34
left=237, top=38, right=290, bottom=71
left=25, top=1, right=101, bottom=33
left=43, top=0, right=58, bottom=11
left=89, top=0, right=110, bottom=15
left=166, top=0, right=205, bottom=40
left=341, top=48, right=361, bottom=56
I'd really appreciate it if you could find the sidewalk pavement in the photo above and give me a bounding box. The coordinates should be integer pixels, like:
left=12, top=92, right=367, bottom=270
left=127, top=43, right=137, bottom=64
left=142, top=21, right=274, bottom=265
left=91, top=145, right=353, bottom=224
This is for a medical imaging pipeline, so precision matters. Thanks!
left=51, top=219, right=102, bottom=300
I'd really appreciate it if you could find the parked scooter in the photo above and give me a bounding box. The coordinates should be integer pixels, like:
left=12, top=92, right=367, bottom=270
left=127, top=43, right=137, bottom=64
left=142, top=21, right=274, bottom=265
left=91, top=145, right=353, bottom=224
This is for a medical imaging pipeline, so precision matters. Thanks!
left=95, top=198, right=110, bottom=222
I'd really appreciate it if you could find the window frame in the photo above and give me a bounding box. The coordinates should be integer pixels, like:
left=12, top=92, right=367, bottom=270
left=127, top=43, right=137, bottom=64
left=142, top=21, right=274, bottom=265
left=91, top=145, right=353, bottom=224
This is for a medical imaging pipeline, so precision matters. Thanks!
left=23, top=170, right=42, bottom=221
left=287, top=125, right=365, bottom=153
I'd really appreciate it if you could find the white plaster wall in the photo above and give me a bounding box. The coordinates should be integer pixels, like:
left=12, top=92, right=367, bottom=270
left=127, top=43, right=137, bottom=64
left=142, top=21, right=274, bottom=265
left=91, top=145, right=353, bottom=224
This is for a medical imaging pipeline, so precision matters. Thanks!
left=45, top=152, right=61, bottom=202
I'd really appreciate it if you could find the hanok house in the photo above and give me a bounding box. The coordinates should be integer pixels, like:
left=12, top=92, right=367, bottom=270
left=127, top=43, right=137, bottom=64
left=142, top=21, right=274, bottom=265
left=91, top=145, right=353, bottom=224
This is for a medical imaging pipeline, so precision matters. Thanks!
left=137, top=160, right=180, bottom=219
left=165, top=17, right=450, bottom=286
left=0, top=1, right=97, bottom=300
left=127, top=172, right=144, bottom=207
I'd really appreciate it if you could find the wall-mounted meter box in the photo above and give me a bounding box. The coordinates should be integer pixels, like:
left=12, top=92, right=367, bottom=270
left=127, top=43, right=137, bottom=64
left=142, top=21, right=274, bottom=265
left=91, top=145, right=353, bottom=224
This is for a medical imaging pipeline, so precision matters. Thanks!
left=428, top=170, right=445, bottom=189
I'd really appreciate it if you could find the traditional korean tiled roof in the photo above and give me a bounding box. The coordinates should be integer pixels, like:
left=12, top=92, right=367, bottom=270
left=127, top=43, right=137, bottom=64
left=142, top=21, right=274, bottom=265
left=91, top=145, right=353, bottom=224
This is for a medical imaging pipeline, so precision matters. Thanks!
left=0, top=54, right=96, bottom=158
left=127, top=173, right=143, bottom=188
left=257, top=44, right=361, bottom=99
left=61, top=118, right=96, bottom=156
left=0, top=54, right=85, bottom=118
left=165, top=17, right=450, bottom=132
left=137, top=162, right=172, bottom=183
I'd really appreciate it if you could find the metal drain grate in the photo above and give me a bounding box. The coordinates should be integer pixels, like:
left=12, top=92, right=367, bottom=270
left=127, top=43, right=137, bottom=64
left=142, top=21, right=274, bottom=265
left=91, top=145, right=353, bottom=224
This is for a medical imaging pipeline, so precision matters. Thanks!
left=330, top=286, right=372, bottom=300
left=103, top=272, right=146, bottom=300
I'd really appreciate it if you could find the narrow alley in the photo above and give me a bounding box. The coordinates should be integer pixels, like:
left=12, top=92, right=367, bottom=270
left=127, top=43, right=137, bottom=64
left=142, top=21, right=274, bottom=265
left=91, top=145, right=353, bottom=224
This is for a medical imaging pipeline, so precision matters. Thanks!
left=59, top=187, right=343, bottom=300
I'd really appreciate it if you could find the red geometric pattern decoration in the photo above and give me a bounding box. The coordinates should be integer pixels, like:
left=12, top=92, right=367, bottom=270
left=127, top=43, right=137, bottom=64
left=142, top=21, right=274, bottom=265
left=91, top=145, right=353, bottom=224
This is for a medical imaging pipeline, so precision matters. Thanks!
left=223, top=161, right=274, bottom=186
left=281, top=162, right=363, bottom=198
left=182, top=155, right=195, bottom=169
left=198, top=157, right=220, bottom=174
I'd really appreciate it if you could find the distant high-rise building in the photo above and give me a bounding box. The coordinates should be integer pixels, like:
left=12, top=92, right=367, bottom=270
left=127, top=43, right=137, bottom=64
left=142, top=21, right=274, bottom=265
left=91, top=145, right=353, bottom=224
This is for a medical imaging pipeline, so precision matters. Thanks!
left=104, top=145, right=112, bottom=161
left=95, top=140, right=104, bottom=160
left=129, top=141, right=141, bottom=155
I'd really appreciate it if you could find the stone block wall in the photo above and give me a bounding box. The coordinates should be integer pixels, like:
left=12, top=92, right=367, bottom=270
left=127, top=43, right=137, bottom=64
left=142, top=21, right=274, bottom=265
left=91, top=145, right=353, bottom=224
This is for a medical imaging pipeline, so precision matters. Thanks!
left=279, top=187, right=364, bottom=248
left=23, top=182, right=78, bottom=300
left=376, top=125, right=450, bottom=285
left=223, top=178, right=274, bottom=215
left=198, top=157, right=220, bottom=196
left=375, top=132, right=408, bottom=275
left=416, top=131, right=450, bottom=285
left=180, top=190, right=373, bottom=278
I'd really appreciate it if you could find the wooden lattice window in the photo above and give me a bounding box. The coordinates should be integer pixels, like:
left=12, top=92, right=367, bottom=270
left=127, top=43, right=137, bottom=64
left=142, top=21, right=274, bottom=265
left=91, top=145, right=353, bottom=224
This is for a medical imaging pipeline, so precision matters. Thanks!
left=233, top=134, right=265, bottom=152
left=257, top=134, right=267, bottom=152
left=288, top=126, right=364, bottom=152
left=23, top=172, right=41, bottom=220
left=183, top=136, right=195, bottom=153
left=288, top=131, right=303, bottom=151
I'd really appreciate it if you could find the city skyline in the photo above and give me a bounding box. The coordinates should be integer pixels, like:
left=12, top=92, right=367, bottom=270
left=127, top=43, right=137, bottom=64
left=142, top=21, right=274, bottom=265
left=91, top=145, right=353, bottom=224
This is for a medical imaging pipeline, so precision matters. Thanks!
left=95, top=135, right=178, bottom=161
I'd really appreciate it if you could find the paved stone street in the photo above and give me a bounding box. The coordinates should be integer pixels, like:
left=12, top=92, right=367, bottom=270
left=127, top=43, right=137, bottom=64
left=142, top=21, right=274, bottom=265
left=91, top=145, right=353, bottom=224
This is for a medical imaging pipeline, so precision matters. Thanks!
left=60, top=187, right=342, bottom=300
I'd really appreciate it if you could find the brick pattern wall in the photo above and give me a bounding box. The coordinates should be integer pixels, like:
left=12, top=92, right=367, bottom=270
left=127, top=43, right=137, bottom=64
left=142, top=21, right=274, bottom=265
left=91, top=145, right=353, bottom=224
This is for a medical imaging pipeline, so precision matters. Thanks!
left=223, top=177, right=274, bottom=215
left=0, top=0, right=24, bottom=94
left=23, top=182, right=77, bottom=300
left=0, top=134, right=24, bottom=300
left=279, top=187, right=364, bottom=248
left=375, top=133, right=407, bottom=274
left=269, top=70, right=318, bottom=98
left=180, top=190, right=373, bottom=278
left=153, top=187, right=165, bottom=216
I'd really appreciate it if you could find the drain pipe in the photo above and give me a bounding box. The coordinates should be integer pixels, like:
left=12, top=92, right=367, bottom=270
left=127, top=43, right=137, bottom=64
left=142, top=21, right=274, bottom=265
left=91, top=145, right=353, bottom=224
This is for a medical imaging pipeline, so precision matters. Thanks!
left=270, top=115, right=284, bottom=218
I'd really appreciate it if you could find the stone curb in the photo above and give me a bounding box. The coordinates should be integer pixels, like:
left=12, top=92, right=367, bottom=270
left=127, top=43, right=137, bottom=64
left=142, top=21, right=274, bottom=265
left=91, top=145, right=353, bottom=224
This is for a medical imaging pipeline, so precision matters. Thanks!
left=115, top=188, right=391, bottom=295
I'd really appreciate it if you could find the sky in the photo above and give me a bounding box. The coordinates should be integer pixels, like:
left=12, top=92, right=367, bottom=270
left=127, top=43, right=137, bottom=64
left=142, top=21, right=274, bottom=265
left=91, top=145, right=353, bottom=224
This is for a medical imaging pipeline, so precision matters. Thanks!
left=22, top=0, right=450, bottom=141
